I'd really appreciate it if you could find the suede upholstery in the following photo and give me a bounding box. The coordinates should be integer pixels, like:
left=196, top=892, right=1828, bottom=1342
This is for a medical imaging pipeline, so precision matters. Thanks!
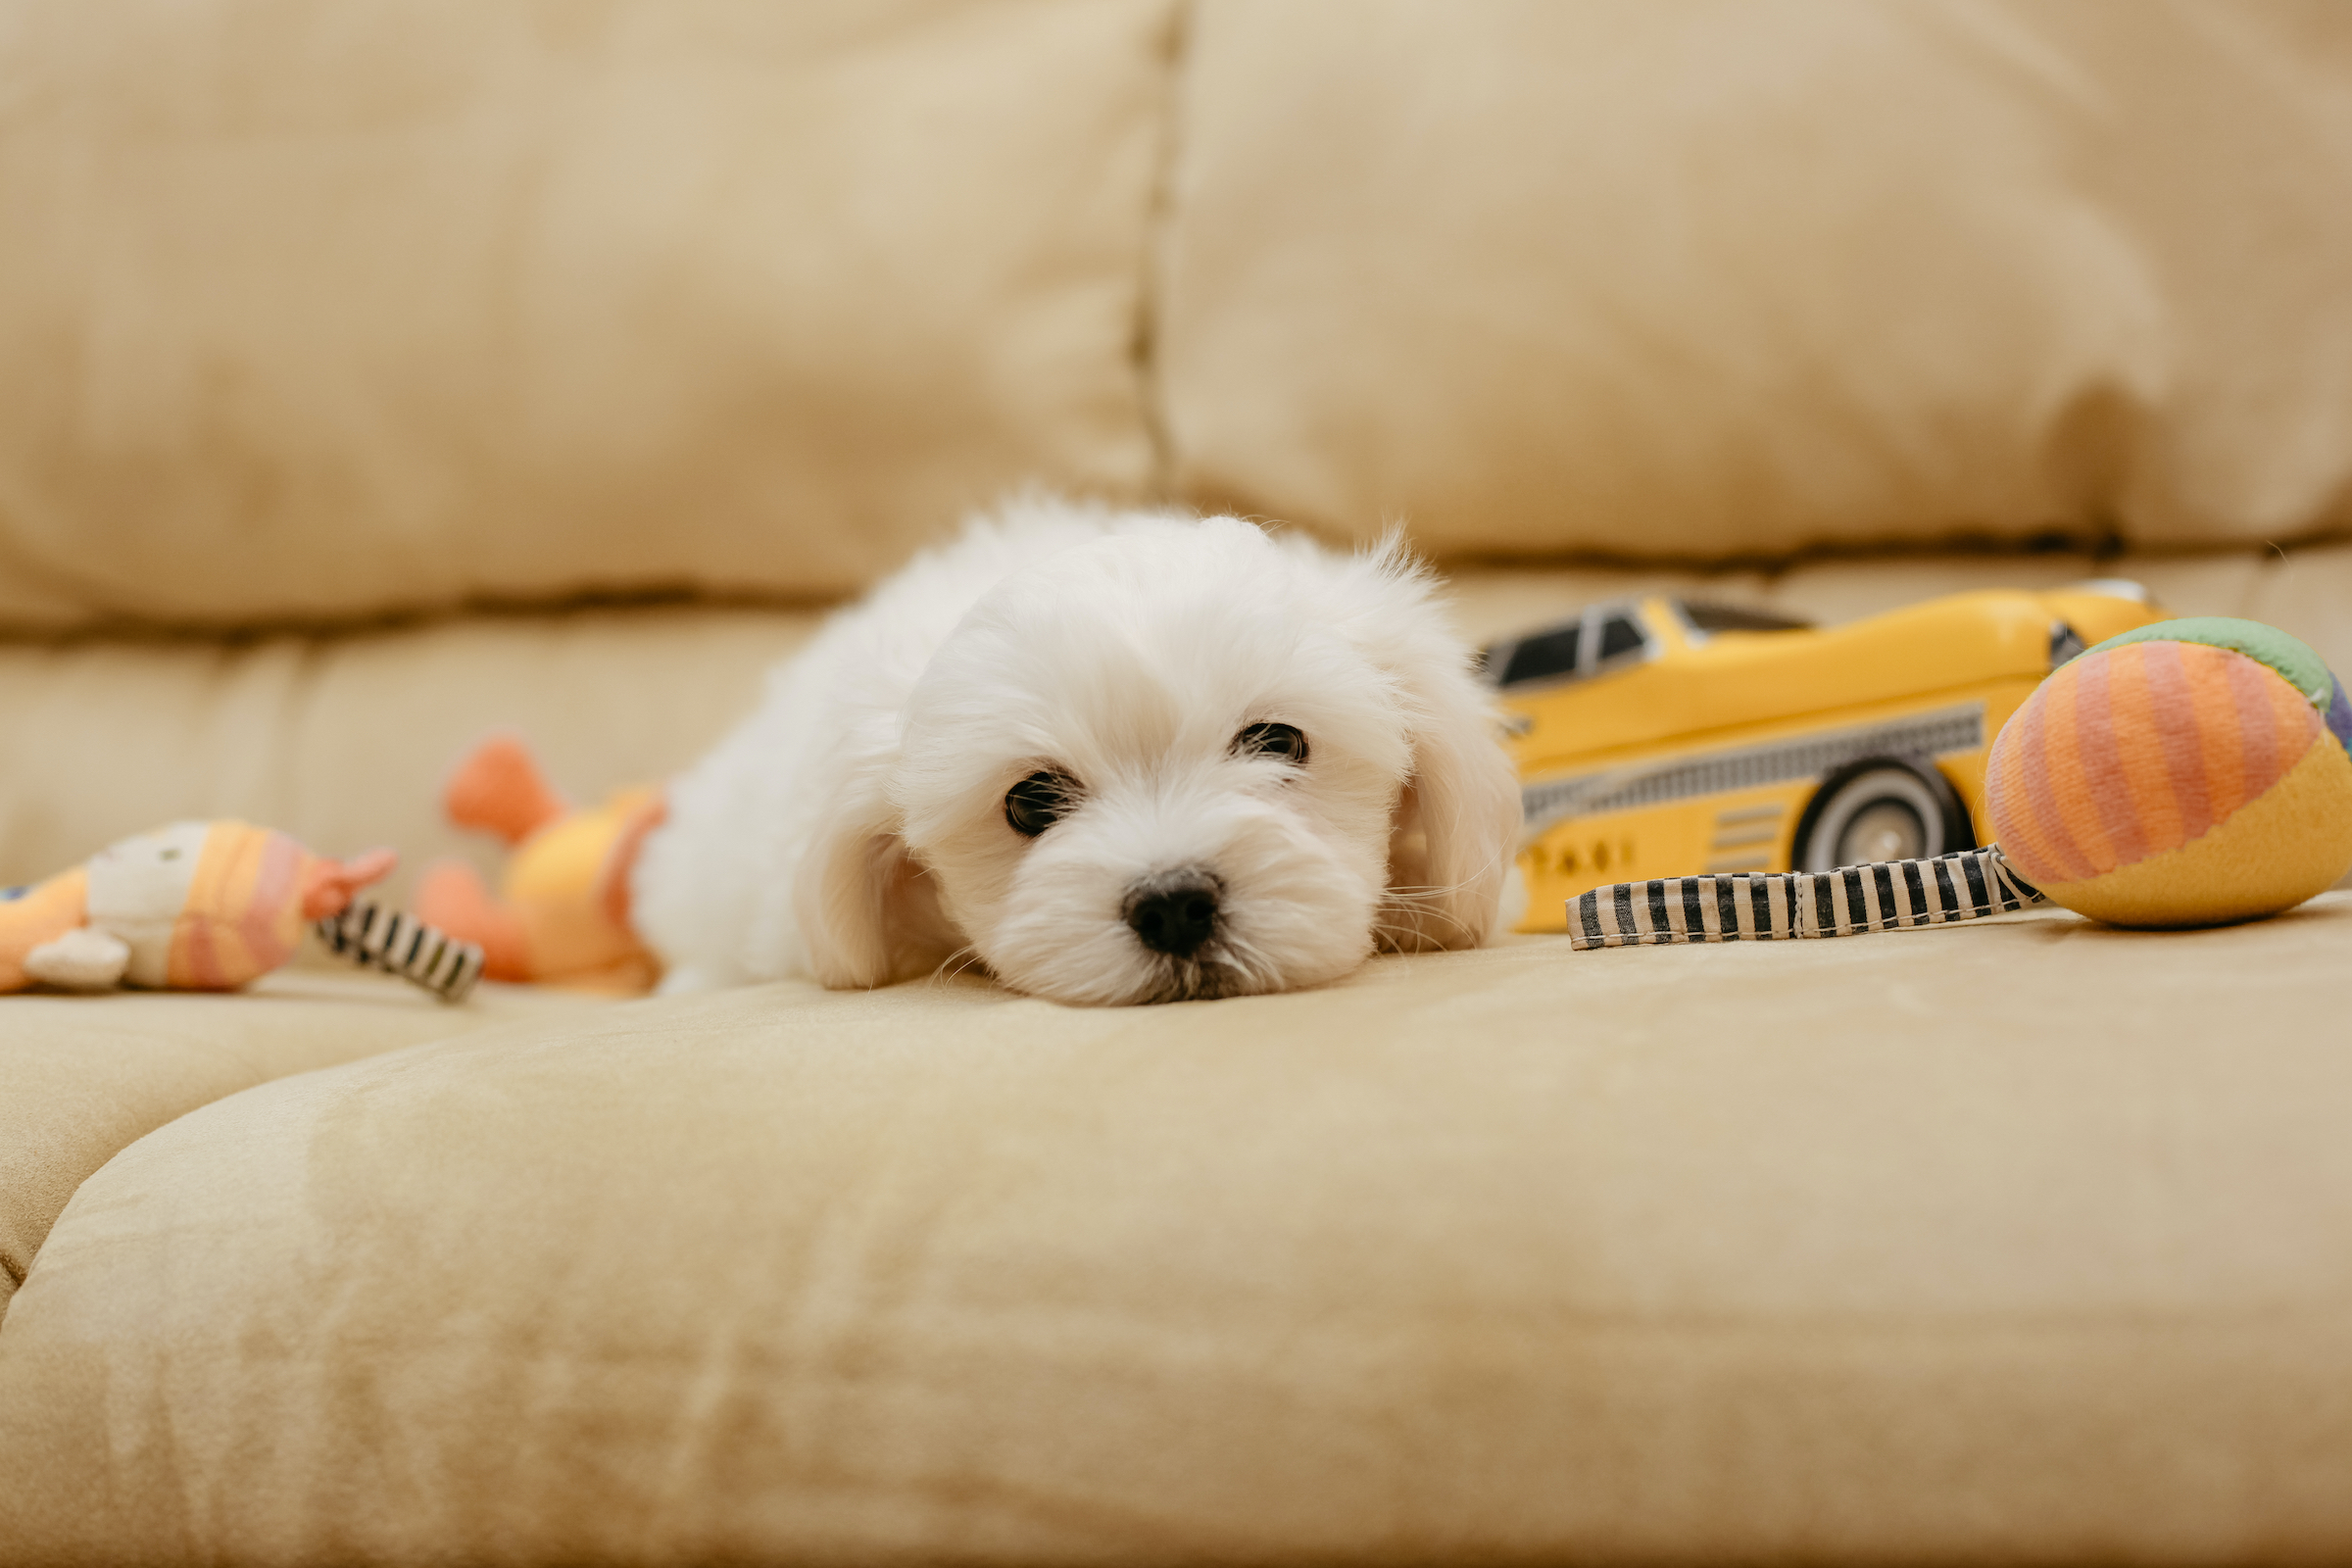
left=5, top=2, right=2352, bottom=626
left=0, top=0, right=1166, bottom=630
left=0, top=973, right=597, bottom=1319
left=1161, top=1, right=2352, bottom=559
left=6, top=905, right=2351, bottom=1562
left=6, top=3, right=2352, bottom=1562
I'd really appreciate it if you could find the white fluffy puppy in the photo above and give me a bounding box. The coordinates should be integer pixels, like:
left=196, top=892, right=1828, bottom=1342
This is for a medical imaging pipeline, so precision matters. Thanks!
left=632, top=497, right=1521, bottom=1004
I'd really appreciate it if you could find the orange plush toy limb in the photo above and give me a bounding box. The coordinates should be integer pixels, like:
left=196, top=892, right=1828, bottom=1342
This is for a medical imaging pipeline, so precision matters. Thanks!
left=0, top=822, right=473, bottom=1000
left=0, top=868, right=91, bottom=991
left=414, top=736, right=665, bottom=993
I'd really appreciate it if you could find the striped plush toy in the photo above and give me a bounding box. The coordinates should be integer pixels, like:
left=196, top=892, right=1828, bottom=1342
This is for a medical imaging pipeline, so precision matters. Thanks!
left=1, top=821, right=482, bottom=1002
left=1570, top=618, right=2352, bottom=950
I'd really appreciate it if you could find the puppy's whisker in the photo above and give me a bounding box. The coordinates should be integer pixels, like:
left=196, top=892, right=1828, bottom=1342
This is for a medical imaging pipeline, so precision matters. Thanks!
left=1368, top=919, right=1437, bottom=953
left=928, top=944, right=988, bottom=987
left=1212, top=930, right=1293, bottom=996
left=1388, top=872, right=1496, bottom=909
left=1206, top=947, right=1268, bottom=996
left=1383, top=865, right=1510, bottom=938
left=1379, top=891, right=1479, bottom=944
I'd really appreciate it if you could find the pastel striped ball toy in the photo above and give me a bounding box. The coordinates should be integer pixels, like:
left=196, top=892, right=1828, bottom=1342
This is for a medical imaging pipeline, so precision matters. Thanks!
left=1984, top=617, right=2352, bottom=928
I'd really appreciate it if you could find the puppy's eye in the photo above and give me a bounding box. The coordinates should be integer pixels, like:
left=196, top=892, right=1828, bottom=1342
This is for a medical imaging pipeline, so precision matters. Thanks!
left=1234, top=722, right=1308, bottom=765
left=1004, top=770, right=1076, bottom=838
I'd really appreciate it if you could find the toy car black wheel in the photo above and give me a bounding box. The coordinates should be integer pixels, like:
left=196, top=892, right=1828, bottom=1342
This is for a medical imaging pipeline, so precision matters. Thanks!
left=1792, top=756, right=1975, bottom=873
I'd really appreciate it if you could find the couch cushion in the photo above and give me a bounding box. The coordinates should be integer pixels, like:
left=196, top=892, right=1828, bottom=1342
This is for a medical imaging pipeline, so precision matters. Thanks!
left=0, top=0, right=1167, bottom=632
left=0, top=971, right=599, bottom=1321
left=4, top=899, right=2349, bottom=1562
left=1161, top=0, right=2352, bottom=560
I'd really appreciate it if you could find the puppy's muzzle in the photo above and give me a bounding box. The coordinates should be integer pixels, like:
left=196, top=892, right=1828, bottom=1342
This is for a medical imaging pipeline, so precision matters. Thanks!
left=1124, top=871, right=1221, bottom=959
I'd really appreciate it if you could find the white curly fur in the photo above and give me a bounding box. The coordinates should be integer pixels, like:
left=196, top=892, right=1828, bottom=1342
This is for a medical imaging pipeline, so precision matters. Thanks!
left=631, top=497, right=1522, bottom=1004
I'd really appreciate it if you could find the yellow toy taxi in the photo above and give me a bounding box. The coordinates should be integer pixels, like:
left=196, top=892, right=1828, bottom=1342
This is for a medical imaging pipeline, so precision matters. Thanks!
left=1491, top=582, right=2166, bottom=930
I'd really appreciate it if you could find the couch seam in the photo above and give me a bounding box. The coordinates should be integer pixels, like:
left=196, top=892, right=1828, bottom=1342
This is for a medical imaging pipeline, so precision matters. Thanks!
left=1130, top=0, right=1195, bottom=506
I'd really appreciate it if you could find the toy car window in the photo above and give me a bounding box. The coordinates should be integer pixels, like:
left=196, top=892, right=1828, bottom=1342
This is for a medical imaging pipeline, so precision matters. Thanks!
left=1678, top=601, right=1813, bottom=633
left=1497, top=622, right=1582, bottom=686
left=1597, top=613, right=1645, bottom=662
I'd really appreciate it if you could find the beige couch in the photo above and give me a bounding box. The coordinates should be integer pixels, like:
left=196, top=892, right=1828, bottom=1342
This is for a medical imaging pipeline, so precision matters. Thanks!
left=6, top=3, right=2352, bottom=1561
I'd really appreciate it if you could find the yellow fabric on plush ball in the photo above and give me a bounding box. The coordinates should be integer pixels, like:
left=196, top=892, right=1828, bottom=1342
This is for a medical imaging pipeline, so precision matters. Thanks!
left=2045, top=737, right=2352, bottom=928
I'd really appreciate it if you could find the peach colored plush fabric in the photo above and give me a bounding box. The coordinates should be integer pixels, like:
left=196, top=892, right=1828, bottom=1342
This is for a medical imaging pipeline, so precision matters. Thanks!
left=1160, top=0, right=2352, bottom=561
left=0, top=0, right=1167, bottom=631
left=4, top=900, right=2349, bottom=1562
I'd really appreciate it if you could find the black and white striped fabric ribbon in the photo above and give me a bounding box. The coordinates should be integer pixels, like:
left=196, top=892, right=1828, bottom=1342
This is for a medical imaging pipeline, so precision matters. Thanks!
left=1568, top=846, right=2044, bottom=951
left=314, top=901, right=486, bottom=1003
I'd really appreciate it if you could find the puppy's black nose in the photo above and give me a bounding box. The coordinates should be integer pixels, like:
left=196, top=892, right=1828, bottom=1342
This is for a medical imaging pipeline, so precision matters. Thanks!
left=1125, top=875, right=1220, bottom=958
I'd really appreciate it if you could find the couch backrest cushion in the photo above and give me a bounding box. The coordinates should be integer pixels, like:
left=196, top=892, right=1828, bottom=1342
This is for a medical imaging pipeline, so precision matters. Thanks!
left=8, top=1, right=2352, bottom=633
left=1158, top=0, right=2352, bottom=562
left=0, top=0, right=1167, bottom=631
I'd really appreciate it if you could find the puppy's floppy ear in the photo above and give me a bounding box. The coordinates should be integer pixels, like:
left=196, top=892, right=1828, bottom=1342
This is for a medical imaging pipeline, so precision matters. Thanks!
left=792, top=767, right=956, bottom=990
left=1365, top=543, right=1525, bottom=953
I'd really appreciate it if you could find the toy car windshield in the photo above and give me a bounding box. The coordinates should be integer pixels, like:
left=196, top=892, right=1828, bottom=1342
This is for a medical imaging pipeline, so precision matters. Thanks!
left=1486, top=598, right=1812, bottom=689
